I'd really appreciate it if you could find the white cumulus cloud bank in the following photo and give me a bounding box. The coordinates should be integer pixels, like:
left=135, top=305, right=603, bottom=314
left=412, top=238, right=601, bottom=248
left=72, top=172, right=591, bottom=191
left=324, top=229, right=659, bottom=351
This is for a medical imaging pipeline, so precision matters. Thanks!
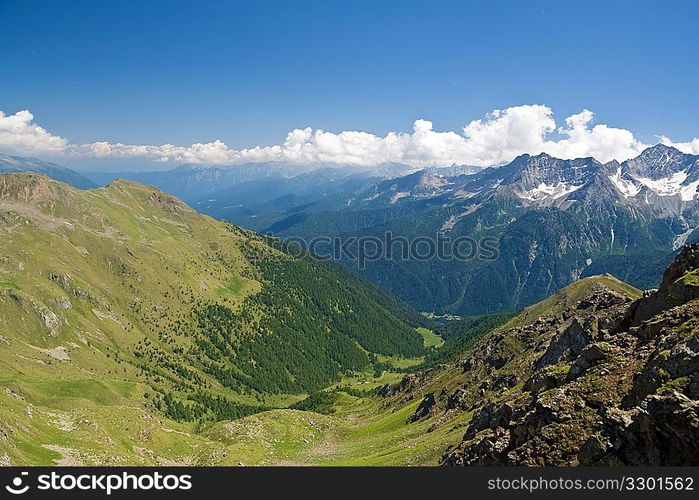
left=1, top=105, right=697, bottom=167
left=0, top=110, right=68, bottom=154
left=659, top=135, right=699, bottom=155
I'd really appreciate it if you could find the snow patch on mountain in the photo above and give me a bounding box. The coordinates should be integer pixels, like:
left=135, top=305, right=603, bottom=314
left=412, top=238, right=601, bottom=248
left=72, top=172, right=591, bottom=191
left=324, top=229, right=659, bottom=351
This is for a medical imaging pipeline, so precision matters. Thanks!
left=389, top=192, right=410, bottom=204
left=635, top=170, right=699, bottom=201
left=416, top=173, right=448, bottom=190
left=673, top=226, right=696, bottom=250
left=681, top=181, right=699, bottom=201
left=608, top=166, right=699, bottom=201
left=609, top=167, right=641, bottom=198
left=517, top=181, right=584, bottom=202
left=454, top=189, right=480, bottom=199
left=439, top=204, right=481, bottom=233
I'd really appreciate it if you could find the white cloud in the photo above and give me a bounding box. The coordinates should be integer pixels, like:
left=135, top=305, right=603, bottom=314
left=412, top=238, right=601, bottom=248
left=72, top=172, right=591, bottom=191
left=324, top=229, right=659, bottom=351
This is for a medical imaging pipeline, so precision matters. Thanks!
left=543, top=109, right=648, bottom=163
left=0, top=105, right=686, bottom=167
left=659, top=135, right=699, bottom=155
left=0, top=110, right=68, bottom=154
left=459, top=105, right=557, bottom=165
left=69, top=140, right=280, bottom=165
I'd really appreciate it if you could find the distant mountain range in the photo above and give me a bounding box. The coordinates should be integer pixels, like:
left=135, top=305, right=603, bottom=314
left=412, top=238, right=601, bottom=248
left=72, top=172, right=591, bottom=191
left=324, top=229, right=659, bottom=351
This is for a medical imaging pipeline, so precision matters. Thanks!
left=195, top=144, right=699, bottom=316
left=83, top=161, right=424, bottom=205
left=0, top=154, right=96, bottom=189
left=1, top=170, right=697, bottom=466
left=5, top=145, right=699, bottom=317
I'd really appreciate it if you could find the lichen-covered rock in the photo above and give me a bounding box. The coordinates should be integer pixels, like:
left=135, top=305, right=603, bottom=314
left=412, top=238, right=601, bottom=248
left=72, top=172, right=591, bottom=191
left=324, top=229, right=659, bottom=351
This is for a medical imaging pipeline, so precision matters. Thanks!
left=464, top=402, right=513, bottom=440
left=568, top=343, right=612, bottom=379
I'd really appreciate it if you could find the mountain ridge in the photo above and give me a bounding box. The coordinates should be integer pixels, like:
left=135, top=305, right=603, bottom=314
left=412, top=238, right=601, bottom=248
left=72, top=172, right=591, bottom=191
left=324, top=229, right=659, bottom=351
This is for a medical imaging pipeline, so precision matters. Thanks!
left=0, top=173, right=426, bottom=444
left=0, top=154, right=97, bottom=190
left=374, top=245, right=699, bottom=465
left=228, top=145, right=699, bottom=316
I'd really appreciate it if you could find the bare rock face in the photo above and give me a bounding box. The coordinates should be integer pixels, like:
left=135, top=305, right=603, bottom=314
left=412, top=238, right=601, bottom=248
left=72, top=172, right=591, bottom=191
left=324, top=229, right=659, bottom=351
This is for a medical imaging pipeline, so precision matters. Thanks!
left=605, top=392, right=699, bottom=466
left=568, top=343, right=612, bottom=380
left=536, top=318, right=592, bottom=369
left=378, top=365, right=442, bottom=402
left=444, top=427, right=512, bottom=466
left=441, top=246, right=699, bottom=466
left=409, top=392, right=438, bottom=422
left=577, top=288, right=631, bottom=311
left=524, top=365, right=567, bottom=393
left=578, top=433, right=613, bottom=465
left=633, top=243, right=699, bottom=323
left=464, top=402, right=513, bottom=440
left=149, top=191, right=191, bottom=214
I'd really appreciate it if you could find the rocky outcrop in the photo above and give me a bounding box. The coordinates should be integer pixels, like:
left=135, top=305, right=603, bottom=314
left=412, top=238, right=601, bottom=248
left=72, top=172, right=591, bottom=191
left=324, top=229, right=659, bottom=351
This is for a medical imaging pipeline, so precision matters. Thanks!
left=464, top=402, right=513, bottom=440
left=536, top=317, right=593, bottom=368
left=577, top=288, right=631, bottom=311
left=378, top=366, right=442, bottom=403
left=440, top=246, right=699, bottom=466
left=149, top=191, right=191, bottom=214
left=409, top=392, right=439, bottom=422
left=568, top=342, right=613, bottom=379
left=599, top=391, right=699, bottom=465
left=632, top=244, right=699, bottom=322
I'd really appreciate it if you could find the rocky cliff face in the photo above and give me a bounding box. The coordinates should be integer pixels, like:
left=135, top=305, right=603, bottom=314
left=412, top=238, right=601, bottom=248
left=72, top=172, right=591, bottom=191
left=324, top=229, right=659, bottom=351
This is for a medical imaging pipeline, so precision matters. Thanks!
left=381, top=245, right=699, bottom=466
left=259, top=145, right=699, bottom=317
left=633, top=243, right=699, bottom=322
left=444, top=245, right=699, bottom=465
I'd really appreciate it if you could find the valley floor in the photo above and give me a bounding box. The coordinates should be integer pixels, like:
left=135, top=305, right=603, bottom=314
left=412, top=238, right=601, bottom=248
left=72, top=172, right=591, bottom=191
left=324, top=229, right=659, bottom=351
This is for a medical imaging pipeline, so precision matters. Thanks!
left=214, top=396, right=470, bottom=466
left=0, top=376, right=465, bottom=466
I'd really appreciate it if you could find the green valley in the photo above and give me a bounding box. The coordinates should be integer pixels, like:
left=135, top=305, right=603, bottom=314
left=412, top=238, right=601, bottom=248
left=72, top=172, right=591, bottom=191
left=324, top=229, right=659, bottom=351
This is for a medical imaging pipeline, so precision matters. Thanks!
left=0, top=173, right=433, bottom=465
left=2, top=173, right=698, bottom=467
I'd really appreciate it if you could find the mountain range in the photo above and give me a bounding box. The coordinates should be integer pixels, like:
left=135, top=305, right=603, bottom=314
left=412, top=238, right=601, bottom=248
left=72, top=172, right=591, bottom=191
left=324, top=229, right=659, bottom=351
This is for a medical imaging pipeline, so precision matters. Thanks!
left=6, top=145, right=698, bottom=319
left=0, top=171, right=697, bottom=466
left=84, top=161, right=424, bottom=206
left=190, top=144, right=699, bottom=316
left=0, top=154, right=96, bottom=190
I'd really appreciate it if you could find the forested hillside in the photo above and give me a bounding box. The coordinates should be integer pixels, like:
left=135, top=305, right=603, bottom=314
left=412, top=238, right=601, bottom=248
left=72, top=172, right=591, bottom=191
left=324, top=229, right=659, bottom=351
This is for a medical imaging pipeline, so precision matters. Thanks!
left=0, top=173, right=426, bottom=464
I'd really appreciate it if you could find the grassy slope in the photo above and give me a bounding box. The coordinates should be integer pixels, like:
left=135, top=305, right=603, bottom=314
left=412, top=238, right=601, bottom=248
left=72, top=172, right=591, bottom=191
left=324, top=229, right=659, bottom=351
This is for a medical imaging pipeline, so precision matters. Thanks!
left=0, top=274, right=641, bottom=466
left=502, top=274, right=641, bottom=329
left=417, top=327, right=444, bottom=348
left=171, top=274, right=648, bottom=467
left=0, top=173, right=646, bottom=466
left=210, top=272, right=644, bottom=466
left=0, top=175, right=256, bottom=464
left=0, top=173, right=425, bottom=465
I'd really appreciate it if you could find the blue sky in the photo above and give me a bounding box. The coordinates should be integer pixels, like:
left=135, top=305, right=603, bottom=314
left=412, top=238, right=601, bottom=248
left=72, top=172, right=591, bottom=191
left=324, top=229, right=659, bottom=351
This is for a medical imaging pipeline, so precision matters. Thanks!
left=1, top=0, right=698, bottom=170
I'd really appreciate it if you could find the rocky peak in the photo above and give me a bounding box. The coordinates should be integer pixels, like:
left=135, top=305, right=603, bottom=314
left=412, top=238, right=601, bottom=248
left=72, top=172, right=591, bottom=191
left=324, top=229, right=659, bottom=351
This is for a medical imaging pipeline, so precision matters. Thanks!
left=636, top=143, right=685, bottom=163
left=633, top=244, right=699, bottom=322
left=490, top=154, right=603, bottom=205
left=0, top=173, right=60, bottom=207
left=624, top=144, right=696, bottom=179
left=149, top=191, right=192, bottom=214
left=659, top=243, right=699, bottom=295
